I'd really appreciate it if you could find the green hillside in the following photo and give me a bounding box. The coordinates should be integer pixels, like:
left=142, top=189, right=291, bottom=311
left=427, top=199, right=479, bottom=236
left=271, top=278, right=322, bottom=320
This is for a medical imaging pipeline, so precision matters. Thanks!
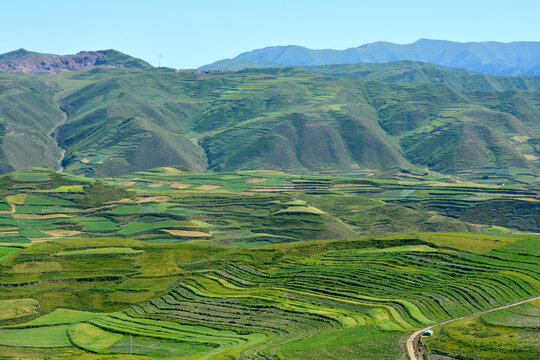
left=424, top=299, right=540, bottom=359
left=0, top=62, right=538, bottom=182
left=0, top=72, right=65, bottom=173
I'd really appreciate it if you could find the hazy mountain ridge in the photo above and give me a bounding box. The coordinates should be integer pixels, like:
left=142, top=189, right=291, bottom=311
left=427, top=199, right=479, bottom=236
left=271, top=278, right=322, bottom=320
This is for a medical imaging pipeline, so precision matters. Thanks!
left=200, top=39, right=540, bottom=75
left=0, top=49, right=152, bottom=73
left=302, top=61, right=540, bottom=92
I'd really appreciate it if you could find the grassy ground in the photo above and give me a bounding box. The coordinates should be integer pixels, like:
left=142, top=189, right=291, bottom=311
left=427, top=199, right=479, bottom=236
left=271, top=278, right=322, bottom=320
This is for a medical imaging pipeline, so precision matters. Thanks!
left=0, top=168, right=537, bottom=359
left=424, top=300, right=540, bottom=359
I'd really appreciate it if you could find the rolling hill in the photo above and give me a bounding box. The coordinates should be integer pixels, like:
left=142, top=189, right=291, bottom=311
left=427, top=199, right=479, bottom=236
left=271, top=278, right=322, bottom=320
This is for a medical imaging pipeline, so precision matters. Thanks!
left=200, top=39, right=540, bottom=75
left=0, top=52, right=538, bottom=183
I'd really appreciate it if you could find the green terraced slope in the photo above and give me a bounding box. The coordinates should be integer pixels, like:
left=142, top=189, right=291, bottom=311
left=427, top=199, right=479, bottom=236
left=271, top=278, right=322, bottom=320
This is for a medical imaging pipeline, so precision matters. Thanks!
left=0, top=233, right=538, bottom=359
left=0, top=168, right=537, bottom=250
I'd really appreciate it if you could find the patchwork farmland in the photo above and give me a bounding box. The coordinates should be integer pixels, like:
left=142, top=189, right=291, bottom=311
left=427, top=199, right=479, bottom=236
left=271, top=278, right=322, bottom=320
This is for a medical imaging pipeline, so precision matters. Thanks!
left=0, top=168, right=537, bottom=250
left=0, top=168, right=538, bottom=359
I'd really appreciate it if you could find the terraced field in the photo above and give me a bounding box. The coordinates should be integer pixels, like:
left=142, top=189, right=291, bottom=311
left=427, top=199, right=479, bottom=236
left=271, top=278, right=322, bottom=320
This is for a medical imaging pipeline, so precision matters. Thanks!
left=0, top=168, right=537, bottom=252
left=0, top=232, right=538, bottom=359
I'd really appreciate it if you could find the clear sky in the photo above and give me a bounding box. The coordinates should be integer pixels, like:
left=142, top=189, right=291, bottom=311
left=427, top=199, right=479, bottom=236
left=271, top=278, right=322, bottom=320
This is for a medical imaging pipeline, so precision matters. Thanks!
left=1, top=0, right=538, bottom=69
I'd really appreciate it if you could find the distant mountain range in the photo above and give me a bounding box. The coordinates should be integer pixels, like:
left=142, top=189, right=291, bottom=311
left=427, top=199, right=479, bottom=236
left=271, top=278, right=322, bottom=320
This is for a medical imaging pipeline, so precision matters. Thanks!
left=0, top=49, right=151, bottom=73
left=200, top=39, right=540, bottom=76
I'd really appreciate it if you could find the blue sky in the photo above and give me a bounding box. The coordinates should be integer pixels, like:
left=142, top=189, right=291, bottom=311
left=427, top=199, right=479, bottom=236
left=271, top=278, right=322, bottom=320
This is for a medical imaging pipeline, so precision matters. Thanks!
left=1, top=0, right=538, bottom=69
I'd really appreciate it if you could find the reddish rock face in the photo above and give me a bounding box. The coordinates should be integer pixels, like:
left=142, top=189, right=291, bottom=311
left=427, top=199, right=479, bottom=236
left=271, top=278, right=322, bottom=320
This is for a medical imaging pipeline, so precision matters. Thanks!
left=0, top=51, right=115, bottom=73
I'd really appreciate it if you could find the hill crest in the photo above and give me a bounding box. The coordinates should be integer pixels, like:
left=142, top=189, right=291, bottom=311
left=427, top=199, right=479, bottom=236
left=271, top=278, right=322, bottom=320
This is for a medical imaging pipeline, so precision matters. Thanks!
left=0, top=49, right=152, bottom=73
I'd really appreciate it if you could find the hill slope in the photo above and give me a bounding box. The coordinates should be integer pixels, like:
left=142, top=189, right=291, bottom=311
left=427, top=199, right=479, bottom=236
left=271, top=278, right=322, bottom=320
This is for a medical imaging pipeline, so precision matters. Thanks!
left=0, top=65, right=538, bottom=181
left=200, top=39, right=540, bottom=75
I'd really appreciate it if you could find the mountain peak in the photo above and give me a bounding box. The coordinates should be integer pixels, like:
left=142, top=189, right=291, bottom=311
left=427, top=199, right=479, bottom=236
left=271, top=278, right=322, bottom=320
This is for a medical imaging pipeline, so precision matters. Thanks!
left=0, top=49, right=152, bottom=74
left=0, top=48, right=55, bottom=62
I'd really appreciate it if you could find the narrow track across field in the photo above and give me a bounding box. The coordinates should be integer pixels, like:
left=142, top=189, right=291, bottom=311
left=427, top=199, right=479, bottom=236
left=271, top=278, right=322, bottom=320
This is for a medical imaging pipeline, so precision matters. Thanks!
left=406, top=295, right=540, bottom=360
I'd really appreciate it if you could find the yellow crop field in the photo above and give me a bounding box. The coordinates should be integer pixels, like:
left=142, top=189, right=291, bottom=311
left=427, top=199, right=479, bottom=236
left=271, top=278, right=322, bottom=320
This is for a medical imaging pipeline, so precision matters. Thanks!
left=40, top=230, right=82, bottom=237
left=170, top=182, right=193, bottom=189
left=161, top=229, right=212, bottom=237
left=0, top=298, right=40, bottom=320
left=13, top=214, right=71, bottom=219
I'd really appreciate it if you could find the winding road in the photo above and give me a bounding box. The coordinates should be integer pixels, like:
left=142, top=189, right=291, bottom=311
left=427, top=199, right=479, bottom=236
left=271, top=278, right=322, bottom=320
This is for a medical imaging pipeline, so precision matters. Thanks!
left=406, top=295, right=540, bottom=360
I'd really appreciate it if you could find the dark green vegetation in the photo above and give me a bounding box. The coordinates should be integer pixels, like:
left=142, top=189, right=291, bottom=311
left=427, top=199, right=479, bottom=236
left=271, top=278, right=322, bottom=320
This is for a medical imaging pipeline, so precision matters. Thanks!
left=0, top=168, right=537, bottom=250
left=424, top=299, right=540, bottom=359
left=0, top=231, right=538, bottom=359
left=0, top=63, right=538, bottom=182
left=200, top=39, right=540, bottom=76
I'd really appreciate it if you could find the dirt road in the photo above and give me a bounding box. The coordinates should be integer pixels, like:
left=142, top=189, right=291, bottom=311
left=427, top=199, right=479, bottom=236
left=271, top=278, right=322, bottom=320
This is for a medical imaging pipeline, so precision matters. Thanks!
left=406, top=295, right=540, bottom=360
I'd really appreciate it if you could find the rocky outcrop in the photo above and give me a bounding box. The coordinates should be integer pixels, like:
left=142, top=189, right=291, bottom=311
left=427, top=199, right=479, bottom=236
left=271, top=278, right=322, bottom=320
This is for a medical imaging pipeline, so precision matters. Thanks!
left=0, top=50, right=150, bottom=73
